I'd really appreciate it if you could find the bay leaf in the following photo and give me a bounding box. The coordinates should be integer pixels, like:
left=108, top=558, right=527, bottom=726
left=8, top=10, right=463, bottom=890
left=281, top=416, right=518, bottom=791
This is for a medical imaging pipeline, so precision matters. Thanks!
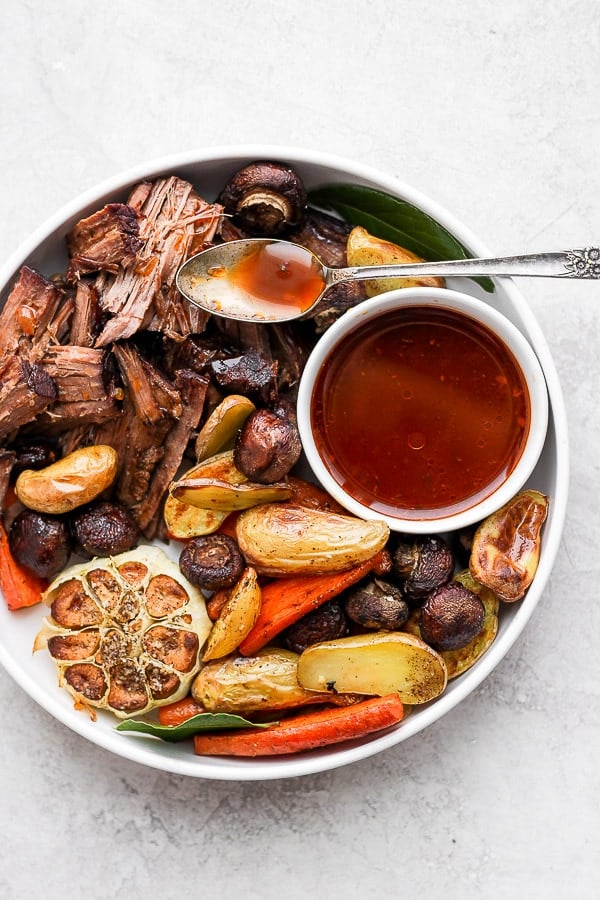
left=116, top=711, right=272, bottom=743
left=309, top=184, right=494, bottom=293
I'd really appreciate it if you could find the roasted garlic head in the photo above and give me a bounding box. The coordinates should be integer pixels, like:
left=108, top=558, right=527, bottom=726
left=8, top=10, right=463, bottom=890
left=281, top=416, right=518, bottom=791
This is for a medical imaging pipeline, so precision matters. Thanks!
left=34, top=546, right=212, bottom=718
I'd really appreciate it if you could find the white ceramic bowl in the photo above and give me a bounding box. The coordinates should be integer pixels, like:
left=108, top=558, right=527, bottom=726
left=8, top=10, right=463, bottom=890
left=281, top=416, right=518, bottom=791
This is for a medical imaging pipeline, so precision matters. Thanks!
left=0, top=145, right=568, bottom=780
left=298, top=287, right=549, bottom=533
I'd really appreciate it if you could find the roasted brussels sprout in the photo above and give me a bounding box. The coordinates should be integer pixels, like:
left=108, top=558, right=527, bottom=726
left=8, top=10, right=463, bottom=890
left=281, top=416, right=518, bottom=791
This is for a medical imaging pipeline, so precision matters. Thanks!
left=9, top=509, right=71, bottom=579
left=179, top=533, right=245, bottom=591
left=282, top=600, right=349, bottom=654
left=218, top=161, right=307, bottom=236
left=345, top=578, right=409, bottom=631
left=234, top=408, right=302, bottom=483
left=420, top=582, right=485, bottom=651
left=71, top=501, right=141, bottom=557
left=393, top=535, right=454, bottom=602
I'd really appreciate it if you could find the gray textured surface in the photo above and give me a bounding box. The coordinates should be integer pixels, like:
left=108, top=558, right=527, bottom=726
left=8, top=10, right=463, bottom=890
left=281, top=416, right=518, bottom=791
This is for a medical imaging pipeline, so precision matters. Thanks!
left=0, top=1, right=598, bottom=897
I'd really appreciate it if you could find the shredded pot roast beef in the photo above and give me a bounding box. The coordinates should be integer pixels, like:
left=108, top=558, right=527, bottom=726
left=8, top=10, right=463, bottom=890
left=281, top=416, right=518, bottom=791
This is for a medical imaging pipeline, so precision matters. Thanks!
left=0, top=172, right=326, bottom=536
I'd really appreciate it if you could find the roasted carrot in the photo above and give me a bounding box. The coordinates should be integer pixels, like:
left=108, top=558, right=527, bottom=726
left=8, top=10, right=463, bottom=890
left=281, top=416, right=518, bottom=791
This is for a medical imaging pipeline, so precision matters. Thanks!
left=0, top=522, right=47, bottom=611
left=157, top=696, right=205, bottom=726
left=206, top=587, right=232, bottom=621
left=238, top=551, right=384, bottom=656
left=193, top=693, right=404, bottom=756
left=217, top=512, right=241, bottom=540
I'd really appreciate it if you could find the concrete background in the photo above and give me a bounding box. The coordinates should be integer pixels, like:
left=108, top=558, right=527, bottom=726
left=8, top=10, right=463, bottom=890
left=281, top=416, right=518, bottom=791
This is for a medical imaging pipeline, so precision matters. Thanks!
left=0, top=1, right=598, bottom=897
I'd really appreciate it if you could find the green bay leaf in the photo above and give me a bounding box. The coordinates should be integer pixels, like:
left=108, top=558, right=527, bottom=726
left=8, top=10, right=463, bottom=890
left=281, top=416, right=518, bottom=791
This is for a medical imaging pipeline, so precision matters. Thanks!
left=308, top=184, right=494, bottom=293
left=116, top=712, right=272, bottom=743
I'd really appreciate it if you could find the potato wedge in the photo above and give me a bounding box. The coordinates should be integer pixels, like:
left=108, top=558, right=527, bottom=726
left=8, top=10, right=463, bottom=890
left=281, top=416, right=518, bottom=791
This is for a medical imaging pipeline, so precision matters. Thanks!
left=404, top=570, right=499, bottom=680
left=469, top=489, right=549, bottom=601
left=15, top=445, right=118, bottom=515
left=297, top=631, right=447, bottom=704
left=192, top=647, right=326, bottom=714
left=235, top=503, right=390, bottom=575
left=164, top=493, right=229, bottom=539
left=169, top=449, right=291, bottom=513
left=171, top=479, right=292, bottom=512
left=173, top=449, right=247, bottom=486
left=195, top=395, right=256, bottom=462
left=164, top=452, right=246, bottom=536
left=347, top=226, right=445, bottom=295
left=203, top=567, right=262, bottom=661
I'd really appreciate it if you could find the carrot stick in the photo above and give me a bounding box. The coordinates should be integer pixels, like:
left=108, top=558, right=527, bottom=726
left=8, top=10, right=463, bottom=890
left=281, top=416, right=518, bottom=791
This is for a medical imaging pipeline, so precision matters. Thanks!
left=0, top=522, right=47, bottom=611
left=217, top=512, right=241, bottom=539
left=193, top=693, right=404, bottom=757
left=238, top=551, right=383, bottom=657
left=157, top=696, right=205, bottom=726
left=206, top=587, right=232, bottom=622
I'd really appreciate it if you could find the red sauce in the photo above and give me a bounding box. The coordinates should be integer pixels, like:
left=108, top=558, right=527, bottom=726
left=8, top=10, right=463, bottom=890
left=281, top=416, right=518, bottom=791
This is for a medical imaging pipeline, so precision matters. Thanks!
left=226, top=242, right=325, bottom=314
left=311, top=306, right=531, bottom=521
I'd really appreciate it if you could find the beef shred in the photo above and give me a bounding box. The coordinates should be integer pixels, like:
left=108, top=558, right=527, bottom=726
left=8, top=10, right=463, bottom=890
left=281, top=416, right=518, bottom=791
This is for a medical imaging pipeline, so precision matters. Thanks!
left=0, top=173, right=314, bottom=544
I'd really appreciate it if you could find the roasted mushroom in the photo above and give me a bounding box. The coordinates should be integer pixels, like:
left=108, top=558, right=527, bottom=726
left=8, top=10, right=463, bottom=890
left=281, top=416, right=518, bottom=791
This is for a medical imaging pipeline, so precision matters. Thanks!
left=393, top=535, right=455, bottom=602
left=72, top=501, right=141, bottom=557
left=9, top=509, right=71, bottom=579
left=10, top=439, right=57, bottom=477
left=420, top=582, right=485, bottom=651
left=282, top=600, right=349, bottom=654
left=234, top=408, right=302, bottom=483
left=218, top=161, right=307, bottom=236
left=179, top=533, right=245, bottom=591
left=345, top=578, right=410, bottom=631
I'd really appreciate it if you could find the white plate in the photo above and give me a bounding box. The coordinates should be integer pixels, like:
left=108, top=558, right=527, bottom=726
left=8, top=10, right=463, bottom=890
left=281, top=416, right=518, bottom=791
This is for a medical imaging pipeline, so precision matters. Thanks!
left=0, top=146, right=569, bottom=780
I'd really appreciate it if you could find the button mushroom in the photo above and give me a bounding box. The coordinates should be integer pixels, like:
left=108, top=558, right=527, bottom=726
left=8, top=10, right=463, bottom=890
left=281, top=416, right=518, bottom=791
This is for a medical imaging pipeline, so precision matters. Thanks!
left=11, top=439, right=57, bottom=477
left=72, top=501, right=141, bottom=557
left=218, top=161, right=308, bottom=236
left=393, top=535, right=455, bottom=603
left=345, top=578, right=410, bottom=631
left=282, top=599, right=350, bottom=654
left=420, top=582, right=485, bottom=651
left=9, top=509, right=72, bottom=579
left=179, top=533, right=245, bottom=591
left=234, top=407, right=302, bottom=483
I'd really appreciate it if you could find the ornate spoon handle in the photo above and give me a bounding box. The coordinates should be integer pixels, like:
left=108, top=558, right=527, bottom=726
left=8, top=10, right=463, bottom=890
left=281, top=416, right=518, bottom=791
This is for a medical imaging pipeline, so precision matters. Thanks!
left=330, top=247, right=600, bottom=283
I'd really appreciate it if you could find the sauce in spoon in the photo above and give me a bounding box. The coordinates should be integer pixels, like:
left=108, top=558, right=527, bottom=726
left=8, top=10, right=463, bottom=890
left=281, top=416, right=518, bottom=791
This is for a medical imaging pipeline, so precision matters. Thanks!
left=178, top=240, right=325, bottom=321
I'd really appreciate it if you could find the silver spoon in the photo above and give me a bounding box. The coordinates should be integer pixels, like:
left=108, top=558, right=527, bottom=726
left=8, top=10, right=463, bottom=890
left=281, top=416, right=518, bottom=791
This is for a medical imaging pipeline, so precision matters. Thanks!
left=176, top=238, right=600, bottom=324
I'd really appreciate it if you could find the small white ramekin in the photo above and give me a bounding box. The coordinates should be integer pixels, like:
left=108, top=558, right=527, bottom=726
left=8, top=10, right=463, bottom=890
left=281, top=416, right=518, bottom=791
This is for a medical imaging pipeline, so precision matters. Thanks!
left=298, top=287, right=549, bottom=534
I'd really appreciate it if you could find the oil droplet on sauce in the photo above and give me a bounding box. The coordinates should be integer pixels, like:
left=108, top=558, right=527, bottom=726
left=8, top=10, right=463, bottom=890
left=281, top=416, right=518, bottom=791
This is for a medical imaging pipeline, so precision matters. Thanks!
left=311, top=306, right=531, bottom=520
left=227, top=243, right=325, bottom=314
